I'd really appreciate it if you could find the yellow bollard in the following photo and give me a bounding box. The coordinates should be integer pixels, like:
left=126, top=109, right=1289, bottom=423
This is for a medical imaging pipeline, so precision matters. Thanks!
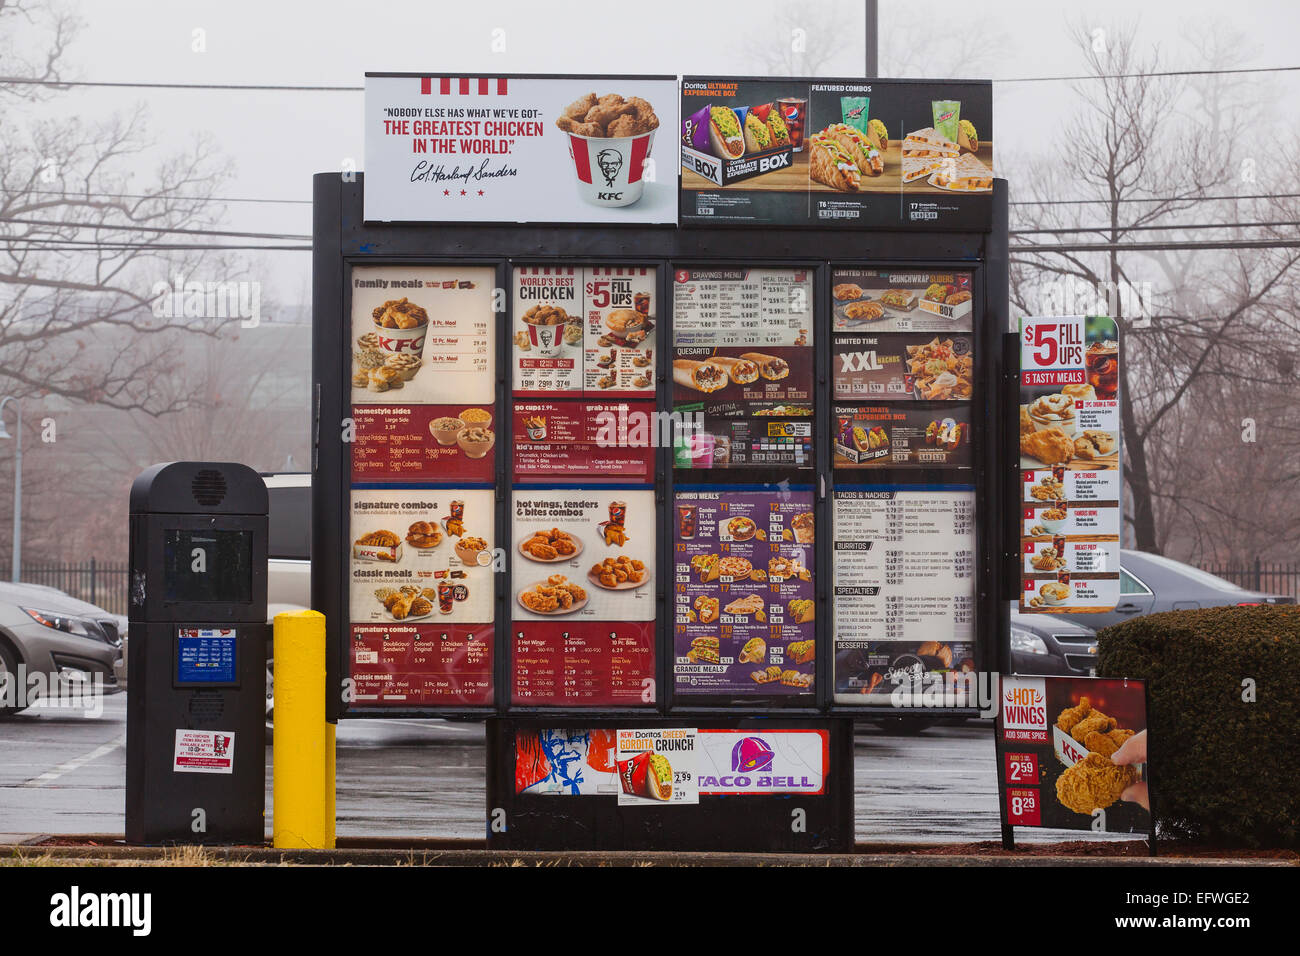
left=273, top=610, right=328, bottom=848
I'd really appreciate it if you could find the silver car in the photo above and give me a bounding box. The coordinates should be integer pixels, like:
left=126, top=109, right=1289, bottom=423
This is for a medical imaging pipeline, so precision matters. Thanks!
left=0, top=580, right=125, bottom=716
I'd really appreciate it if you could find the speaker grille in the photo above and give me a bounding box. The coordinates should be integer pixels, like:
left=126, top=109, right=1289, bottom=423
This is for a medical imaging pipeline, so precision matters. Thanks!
left=192, top=469, right=227, bottom=507
left=189, top=691, right=225, bottom=722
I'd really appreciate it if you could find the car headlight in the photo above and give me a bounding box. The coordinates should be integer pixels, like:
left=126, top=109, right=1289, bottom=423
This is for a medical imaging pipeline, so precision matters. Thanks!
left=21, top=607, right=99, bottom=640
left=1009, top=625, right=1049, bottom=656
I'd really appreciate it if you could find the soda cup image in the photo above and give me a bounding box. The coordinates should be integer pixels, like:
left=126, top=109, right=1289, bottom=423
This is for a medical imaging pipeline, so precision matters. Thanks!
left=563, top=129, right=657, bottom=208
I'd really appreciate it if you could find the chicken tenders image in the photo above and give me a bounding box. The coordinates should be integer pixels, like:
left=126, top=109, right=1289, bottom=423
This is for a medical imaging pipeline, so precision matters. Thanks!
left=1055, top=753, right=1138, bottom=815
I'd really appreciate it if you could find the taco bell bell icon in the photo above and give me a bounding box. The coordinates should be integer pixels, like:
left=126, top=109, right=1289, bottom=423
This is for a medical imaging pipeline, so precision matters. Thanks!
left=732, top=736, right=775, bottom=774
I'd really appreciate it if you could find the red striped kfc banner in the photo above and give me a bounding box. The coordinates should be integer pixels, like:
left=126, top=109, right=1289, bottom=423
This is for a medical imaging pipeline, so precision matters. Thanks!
left=365, top=74, right=678, bottom=224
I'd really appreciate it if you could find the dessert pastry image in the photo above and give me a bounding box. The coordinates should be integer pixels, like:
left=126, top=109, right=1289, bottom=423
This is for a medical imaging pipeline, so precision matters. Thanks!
left=1074, top=429, right=1116, bottom=460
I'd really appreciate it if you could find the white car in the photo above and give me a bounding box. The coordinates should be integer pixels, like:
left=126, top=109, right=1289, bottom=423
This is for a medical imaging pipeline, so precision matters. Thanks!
left=263, top=472, right=312, bottom=728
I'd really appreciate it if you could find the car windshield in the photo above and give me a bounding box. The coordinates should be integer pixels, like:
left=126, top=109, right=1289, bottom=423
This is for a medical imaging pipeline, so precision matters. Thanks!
left=1125, top=551, right=1246, bottom=592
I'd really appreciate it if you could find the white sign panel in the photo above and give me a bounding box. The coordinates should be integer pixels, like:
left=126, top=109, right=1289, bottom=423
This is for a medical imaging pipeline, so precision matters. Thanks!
left=365, top=74, right=678, bottom=224
left=173, top=729, right=235, bottom=774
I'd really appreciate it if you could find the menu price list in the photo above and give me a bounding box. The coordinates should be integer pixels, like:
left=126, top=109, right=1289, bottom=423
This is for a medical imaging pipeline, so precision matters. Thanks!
left=512, top=400, right=655, bottom=482
left=512, top=621, right=655, bottom=707
left=350, top=623, right=493, bottom=706
left=351, top=404, right=495, bottom=483
left=673, top=485, right=817, bottom=698
left=832, top=487, right=975, bottom=703
left=672, top=268, right=813, bottom=347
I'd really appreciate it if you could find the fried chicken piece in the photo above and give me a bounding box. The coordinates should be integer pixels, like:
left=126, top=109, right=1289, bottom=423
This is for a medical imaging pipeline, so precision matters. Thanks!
left=562, top=93, right=598, bottom=120
left=626, top=96, right=656, bottom=120
left=1070, top=713, right=1117, bottom=744
left=1055, top=696, right=1091, bottom=732
left=607, top=113, right=652, bottom=137
left=1084, top=730, right=1121, bottom=757
left=556, top=115, right=603, bottom=136
left=584, top=101, right=636, bottom=130
left=1108, top=728, right=1135, bottom=747
left=1021, top=426, right=1076, bottom=465
left=1055, top=753, right=1137, bottom=815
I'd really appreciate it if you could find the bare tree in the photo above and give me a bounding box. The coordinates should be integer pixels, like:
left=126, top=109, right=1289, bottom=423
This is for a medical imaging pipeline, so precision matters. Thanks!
left=1008, top=19, right=1300, bottom=559
left=741, top=0, right=861, bottom=76
left=0, top=0, right=237, bottom=415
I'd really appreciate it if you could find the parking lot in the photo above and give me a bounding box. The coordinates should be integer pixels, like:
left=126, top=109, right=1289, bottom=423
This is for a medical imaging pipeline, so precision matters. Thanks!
left=1, top=693, right=1122, bottom=846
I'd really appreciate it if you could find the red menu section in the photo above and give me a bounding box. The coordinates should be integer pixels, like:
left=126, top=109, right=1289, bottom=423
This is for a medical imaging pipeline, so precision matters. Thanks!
left=352, top=404, right=495, bottom=482
left=350, top=623, right=493, bottom=706
left=512, top=620, right=655, bottom=707
left=512, top=400, right=655, bottom=481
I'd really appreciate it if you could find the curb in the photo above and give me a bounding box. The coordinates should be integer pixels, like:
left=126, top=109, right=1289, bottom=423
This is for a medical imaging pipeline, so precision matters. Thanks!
left=3, top=839, right=1292, bottom=867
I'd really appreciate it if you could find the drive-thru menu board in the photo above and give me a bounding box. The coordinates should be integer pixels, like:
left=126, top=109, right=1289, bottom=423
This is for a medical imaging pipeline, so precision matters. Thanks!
left=672, top=267, right=814, bottom=470
left=350, top=265, right=496, bottom=483
left=832, top=487, right=975, bottom=705
left=510, top=263, right=659, bottom=707
left=511, top=488, right=656, bottom=706
left=347, top=265, right=498, bottom=706
left=830, top=267, right=978, bottom=706
left=680, top=77, right=992, bottom=229
left=1018, top=316, right=1121, bottom=613
left=673, top=485, right=816, bottom=699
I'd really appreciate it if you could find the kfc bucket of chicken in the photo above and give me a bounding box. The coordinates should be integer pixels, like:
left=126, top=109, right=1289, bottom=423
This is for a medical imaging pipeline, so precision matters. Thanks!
left=554, top=93, right=660, bottom=208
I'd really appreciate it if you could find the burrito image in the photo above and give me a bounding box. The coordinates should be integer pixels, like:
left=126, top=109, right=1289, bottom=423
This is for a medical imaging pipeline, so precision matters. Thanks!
left=709, top=106, right=745, bottom=159
left=821, top=123, right=882, bottom=176
left=617, top=751, right=673, bottom=801
left=673, top=358, right=729, bottom=393
left=739, top=352, right=790, bottom=381
left=708, top=355, right=760, bottom=384
left=807, top=134, right=861, bottom=191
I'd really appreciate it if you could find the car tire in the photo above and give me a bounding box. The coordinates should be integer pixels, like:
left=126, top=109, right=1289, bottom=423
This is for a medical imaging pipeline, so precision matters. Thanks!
left=0, top=639, right=29, bottom=718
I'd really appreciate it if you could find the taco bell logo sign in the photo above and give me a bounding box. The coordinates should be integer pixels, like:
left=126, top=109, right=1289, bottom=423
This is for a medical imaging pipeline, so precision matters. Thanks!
left=731, top=736, right=775, bottom=773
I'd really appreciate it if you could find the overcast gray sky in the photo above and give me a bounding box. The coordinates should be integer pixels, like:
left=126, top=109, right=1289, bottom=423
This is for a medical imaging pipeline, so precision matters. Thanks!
left=32, top=0, right=1300, bottom=304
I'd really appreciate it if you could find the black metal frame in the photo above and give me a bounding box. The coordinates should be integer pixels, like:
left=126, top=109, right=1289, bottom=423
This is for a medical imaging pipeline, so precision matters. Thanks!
left=312, top=171, right=1010, bottom=720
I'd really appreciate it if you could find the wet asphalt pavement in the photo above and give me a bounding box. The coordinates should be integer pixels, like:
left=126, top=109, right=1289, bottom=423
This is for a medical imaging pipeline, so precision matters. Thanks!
left=0, top=693, right=1116, bottom=845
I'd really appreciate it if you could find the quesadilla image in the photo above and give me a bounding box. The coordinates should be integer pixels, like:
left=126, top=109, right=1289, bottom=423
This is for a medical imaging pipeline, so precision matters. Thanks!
left=902, top=127, right=959, bottom=154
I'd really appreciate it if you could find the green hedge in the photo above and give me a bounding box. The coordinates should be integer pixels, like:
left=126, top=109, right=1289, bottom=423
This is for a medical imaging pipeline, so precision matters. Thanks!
left=1097, top=605, right=1300, bottom=847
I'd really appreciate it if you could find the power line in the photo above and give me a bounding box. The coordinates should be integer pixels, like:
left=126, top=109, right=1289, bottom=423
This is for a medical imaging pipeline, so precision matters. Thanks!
left=0, top=217, right=309, bottom=241
left=1011, top=220, right=1300, bottom=236
left=1012, top=237, right=1300, bottom=253
left=996, top=64, right=1300, bottom=84
left=2, top=64, right=1298, bottom=93
left=1010, top=192, right=1300, bottom=207
left=0, top=77, right=362, bottom=92
left=22, top=187, right=312, bottom=206
left=1, top=242, right=310, bottom=252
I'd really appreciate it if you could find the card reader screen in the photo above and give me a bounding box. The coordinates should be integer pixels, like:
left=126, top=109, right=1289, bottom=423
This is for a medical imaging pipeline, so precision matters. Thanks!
left=163, top=529, right=253, bottom=604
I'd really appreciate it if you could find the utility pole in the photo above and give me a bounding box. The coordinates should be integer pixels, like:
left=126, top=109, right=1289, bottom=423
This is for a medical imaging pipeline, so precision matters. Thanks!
left=0, top=397, right=21, bottom=582
left=864, top=0, right=878, bottom=76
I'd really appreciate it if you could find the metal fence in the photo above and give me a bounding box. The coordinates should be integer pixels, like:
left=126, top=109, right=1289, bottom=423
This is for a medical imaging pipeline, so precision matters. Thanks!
left=1201, top=561, right=1300, bottom=599
left=0, top=560, right=129, bottom=616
